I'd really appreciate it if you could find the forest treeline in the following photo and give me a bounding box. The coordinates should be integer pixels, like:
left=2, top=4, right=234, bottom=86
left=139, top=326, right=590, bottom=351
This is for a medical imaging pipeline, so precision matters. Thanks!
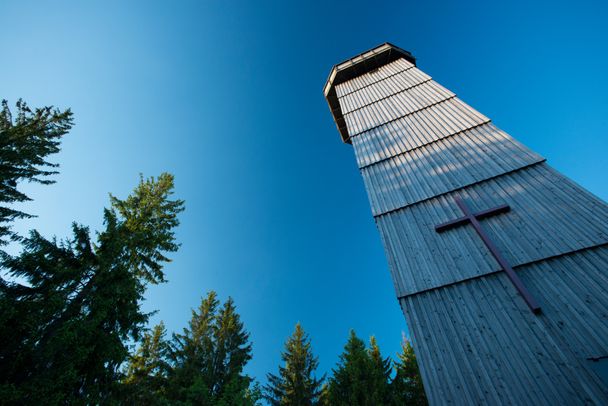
left=0, top=100, right=426, bottom=405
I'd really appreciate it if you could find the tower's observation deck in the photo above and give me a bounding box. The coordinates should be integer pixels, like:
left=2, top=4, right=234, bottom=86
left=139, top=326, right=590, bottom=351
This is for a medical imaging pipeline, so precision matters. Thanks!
left=323, top=43, right=415, bottom=143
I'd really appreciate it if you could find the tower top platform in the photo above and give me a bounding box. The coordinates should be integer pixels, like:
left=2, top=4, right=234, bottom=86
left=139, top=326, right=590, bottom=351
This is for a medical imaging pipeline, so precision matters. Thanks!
left=323, top=43, right=416, bottom=143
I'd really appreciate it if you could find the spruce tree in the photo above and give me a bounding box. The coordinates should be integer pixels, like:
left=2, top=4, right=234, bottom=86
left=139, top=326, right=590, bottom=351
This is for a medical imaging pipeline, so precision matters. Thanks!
left=326, top=330, right=378, bottom=406
left=0, top=173, right=184, bottom=404
left=167, top=291, right=258, bottom=405
left=264, top=322, right=325, bottom=406
left=391, top=338, right=427, bottom=405
left=0, top=99, right=73, bottom=247
left=368, top=336, right=392, bottom=404
left=123, top=322, right=171, bottom=404
left=168, top=291, right=218, bottom=404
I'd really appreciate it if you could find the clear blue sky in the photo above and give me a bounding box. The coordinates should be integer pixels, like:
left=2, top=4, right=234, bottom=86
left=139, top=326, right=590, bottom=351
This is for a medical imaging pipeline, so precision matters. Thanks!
left=2, top=0, right=607, bottom=385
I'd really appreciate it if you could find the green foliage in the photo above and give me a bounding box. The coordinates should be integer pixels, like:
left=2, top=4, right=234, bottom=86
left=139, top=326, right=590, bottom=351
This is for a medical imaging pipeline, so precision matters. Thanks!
left=0, top=173, right=184, bottom=404
left=123, top=322, right=171, bottom=405
left=391, top=337, right=428, bottom=406
left=166, top=291, right=258, bottom=405
left=110, top=173, right=183, bottom=284
left=326, top=330, right=386, bottom=406
left=325, top=331, right=426, bottom=406
left=264, top=323, right=325, bottom=406
left=368, top=336, right=393, bottom=404
left=0, top=99, right=73, bottom=246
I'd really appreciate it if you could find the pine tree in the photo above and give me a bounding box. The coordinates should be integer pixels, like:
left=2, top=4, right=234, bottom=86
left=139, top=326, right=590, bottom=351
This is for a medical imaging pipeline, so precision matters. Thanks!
left=0, top=99, right=73, bottom=247
left=167, top=291, right=258, bottom=405
left=391, top=337, right=427, bottom=405
left=123, top=322, right=171, bottom=404
left=326, top=330, right=379, bottom=406
left=264, top=323, right=325, bottom=406
left=0, top=173, right=184, bottom=404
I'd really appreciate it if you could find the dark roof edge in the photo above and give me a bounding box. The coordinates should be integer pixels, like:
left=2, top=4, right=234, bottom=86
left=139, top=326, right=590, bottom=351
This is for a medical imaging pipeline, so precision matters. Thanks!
left=323, top=43, right=416, bottom=144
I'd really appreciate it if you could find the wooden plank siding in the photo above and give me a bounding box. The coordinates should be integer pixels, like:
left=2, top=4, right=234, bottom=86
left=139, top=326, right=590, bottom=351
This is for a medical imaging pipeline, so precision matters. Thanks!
left=376, top=164, right=608, bottom=297
left=360, top=125, right=545, bottom=215
left=335, top=58, right=416, bottom=97
left=342, top=81, right=455, bottom=135
left=326, top=46, right=608, bottom=405
left=402, top=246, right=608, bottom=404
left=339, top=68, right=432, bottom=113
left=351, top=98, right=491, bottom=167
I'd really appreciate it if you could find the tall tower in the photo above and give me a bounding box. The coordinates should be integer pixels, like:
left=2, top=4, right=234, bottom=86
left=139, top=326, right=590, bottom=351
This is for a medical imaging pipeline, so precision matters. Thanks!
left=324, top=43, right=608, bottom=404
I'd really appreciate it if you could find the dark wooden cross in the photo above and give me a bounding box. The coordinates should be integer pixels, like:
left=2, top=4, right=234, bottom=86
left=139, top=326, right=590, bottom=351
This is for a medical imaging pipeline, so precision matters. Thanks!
left=435, top=195, right=541, bottom=314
